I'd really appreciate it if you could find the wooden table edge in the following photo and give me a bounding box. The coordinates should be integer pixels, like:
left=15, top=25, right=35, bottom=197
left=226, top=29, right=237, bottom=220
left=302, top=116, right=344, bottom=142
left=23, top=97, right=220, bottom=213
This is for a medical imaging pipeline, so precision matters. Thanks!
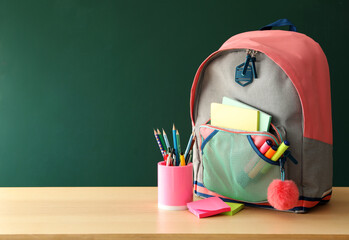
left=0, top=234, right=348, bottom=240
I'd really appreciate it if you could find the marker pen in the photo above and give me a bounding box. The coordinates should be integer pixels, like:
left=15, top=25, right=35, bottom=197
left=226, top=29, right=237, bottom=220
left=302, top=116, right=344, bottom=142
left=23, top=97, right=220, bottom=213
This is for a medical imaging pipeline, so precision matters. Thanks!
left=271, top=140, right=290, bottom=161
left=261, top=142, right=290, bottom=174
left=264, top=145, right=278, bottom=159
left=259, top=140, right=272, bottom=154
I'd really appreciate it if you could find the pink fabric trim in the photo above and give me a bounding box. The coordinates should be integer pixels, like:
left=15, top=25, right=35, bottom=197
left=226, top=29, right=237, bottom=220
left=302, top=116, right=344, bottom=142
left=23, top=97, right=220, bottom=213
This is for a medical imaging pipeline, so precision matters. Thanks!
left=199, top=127, right=215, bottom=141
left=190, top=30, right=332, bottom=144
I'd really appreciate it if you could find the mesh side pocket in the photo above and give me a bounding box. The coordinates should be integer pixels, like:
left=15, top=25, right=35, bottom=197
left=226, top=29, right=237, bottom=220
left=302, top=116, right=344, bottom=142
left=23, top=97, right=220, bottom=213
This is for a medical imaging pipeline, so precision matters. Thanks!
left=202, top=130, right=280, bottom=202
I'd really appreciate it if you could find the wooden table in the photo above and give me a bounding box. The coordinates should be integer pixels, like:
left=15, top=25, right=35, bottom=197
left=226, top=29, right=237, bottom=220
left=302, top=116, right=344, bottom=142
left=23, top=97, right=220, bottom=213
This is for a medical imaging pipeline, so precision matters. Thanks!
left=0, top=187, right=348, bottom=239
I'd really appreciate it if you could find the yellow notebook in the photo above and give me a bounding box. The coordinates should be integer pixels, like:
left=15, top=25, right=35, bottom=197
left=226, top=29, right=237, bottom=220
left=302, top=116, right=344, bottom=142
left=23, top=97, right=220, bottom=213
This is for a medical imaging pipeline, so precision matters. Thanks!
left=211, top=103, right=259, bottom=131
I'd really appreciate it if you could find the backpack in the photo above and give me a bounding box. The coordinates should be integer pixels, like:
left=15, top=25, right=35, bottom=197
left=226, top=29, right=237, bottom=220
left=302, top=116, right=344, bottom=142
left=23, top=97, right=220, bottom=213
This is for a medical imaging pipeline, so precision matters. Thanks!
left=190, top=19, right=332, bottom=213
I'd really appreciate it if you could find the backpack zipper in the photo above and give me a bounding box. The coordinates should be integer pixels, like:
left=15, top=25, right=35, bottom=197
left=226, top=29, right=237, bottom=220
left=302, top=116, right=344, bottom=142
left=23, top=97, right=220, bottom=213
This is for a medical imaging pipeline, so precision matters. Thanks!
left=243, top=49, right=258, bottom=78
left=235, top=49, right=259, bottom=87
left=201, top=124, right=280, bottom=146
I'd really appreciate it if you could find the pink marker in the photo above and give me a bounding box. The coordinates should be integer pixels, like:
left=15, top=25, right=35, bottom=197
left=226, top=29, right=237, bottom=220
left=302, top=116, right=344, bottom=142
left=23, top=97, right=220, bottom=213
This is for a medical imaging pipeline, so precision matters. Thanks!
left=259, top=140, right=272, bottom=154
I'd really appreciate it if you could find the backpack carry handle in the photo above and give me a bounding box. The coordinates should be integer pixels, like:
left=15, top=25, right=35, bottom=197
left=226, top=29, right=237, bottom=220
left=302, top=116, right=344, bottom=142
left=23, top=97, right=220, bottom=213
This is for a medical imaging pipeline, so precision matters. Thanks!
left=259, top=19, right=297, bottom=32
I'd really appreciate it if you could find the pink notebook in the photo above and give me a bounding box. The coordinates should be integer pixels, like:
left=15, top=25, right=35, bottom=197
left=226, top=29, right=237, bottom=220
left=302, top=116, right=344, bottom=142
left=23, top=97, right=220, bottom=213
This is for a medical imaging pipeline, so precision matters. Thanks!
left=187, top=197, right=231, bottom=218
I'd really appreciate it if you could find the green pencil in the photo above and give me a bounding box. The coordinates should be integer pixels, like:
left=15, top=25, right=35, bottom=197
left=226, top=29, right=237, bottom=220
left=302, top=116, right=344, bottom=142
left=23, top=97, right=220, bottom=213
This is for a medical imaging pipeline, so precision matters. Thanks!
left=157, top=129, right=167, bottom=154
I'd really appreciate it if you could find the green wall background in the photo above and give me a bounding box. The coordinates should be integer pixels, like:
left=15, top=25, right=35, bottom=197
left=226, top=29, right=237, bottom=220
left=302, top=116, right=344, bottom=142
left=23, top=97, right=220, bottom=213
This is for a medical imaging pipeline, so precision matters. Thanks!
left=0, top=0, right=347, bottom=186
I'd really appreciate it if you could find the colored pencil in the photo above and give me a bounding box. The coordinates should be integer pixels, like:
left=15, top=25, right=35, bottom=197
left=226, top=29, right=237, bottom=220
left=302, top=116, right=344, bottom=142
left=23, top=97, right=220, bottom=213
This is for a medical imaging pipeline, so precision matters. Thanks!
left=184, top=131, right=194, bottom=160
left=154, top=129, right=164, bottom=156
left=157, top=129, right=167, bottom=154
left=185, top=149, right=192, bottom=164
left=162, top=128, right=171, bottom=150
left=176, top=130, right=182, bottom=166
left=166, top=152, right=172, bottom=166
left=176, top=130, right=182, bottom=161
left=172, top=124, right=178, bottom=165
left=173, top=152, right=177, bottom=166
left=180, top=152, right=185, bottom=166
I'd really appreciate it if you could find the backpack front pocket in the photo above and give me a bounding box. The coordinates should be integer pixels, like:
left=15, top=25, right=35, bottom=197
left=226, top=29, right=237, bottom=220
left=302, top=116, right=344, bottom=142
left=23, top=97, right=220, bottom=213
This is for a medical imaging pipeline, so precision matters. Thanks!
left=200, top=125, right=281, bottom=203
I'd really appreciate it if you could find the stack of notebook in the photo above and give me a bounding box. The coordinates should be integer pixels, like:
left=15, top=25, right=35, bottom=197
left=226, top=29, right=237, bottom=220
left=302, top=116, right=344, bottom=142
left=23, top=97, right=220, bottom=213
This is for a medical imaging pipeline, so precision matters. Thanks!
left=211, top=97, right=272, bottom=132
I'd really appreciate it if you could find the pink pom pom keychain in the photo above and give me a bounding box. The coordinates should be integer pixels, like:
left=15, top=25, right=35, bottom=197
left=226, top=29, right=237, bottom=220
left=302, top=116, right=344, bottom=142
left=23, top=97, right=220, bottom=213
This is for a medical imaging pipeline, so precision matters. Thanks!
left=267, top=154, right=299, bottom=211
left=268, top=179, right=299, bottom=210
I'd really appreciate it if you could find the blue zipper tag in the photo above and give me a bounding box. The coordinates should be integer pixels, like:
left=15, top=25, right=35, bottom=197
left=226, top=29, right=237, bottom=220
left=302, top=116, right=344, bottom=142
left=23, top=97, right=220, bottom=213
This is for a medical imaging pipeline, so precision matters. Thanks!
left=235, top=50, right=258, bottom=87
left=235, top=62, right=253, bottom=87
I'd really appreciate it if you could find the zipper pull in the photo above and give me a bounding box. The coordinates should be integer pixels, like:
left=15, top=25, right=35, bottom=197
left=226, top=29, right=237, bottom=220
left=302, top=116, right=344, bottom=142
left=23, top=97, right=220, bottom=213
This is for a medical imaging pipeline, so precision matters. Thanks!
left=280, top=157, right=286, bottom=181
left=235, top=50, right=253, bottom=87
left=250, top=50, right=258, bottom=78
left=283, top=150, right=298, bottom=165
left=279, top=151, right=297, bottom=182
left=242, top=50, right=252, bottom=76
left=235, top=49, right=258, bottom=87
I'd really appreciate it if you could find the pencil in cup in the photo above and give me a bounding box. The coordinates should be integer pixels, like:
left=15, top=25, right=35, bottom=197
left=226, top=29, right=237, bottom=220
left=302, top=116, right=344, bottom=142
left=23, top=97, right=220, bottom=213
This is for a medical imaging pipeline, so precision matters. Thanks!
left=176, top=130, right=182, bottom=165
left=157, top=129, right=167, bottom=154
left=185, top=149, right=192, bottom=164
left=187, top=150, right=193, bottom=164
left=172, top=149, right=177, bottom=166
left=180, top=152, right=186, bottom=166
left=184, top=132, right=194, bottom=160
left=166, top=148, right=173, bottom=166
left=162, top=128, right=171, bottom=150
left=153, top=129, right=165, bottom=156
left=172, top=124, right=178, bottom=165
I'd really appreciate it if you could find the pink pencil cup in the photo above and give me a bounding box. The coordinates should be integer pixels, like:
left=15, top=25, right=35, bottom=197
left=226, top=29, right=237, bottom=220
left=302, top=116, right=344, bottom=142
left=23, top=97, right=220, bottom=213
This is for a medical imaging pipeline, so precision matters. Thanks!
left=158, top=161, right=193, bottom=210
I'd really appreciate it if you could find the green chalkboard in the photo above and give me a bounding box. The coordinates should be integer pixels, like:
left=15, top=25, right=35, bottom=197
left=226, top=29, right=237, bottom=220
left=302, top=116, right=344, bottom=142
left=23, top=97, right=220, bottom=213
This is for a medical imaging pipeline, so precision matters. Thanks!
left=0, top=0, right=348, bottom=186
